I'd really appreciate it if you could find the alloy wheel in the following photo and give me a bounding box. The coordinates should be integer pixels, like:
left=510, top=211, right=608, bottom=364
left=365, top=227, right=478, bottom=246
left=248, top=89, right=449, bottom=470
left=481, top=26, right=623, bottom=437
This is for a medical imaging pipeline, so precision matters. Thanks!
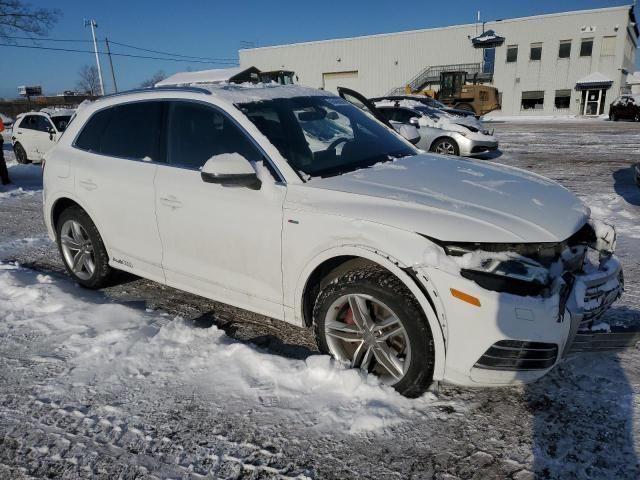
left=60, top=220, right=96, bottom=281
left=435, top=141, right=456, bottom=155
left=324, top=294, right=411, bottom=384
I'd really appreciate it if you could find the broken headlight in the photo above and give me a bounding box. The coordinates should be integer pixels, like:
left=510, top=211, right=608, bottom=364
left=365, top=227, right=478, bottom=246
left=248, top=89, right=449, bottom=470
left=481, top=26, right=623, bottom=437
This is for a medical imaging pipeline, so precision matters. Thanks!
left=421, top=236, right=552, bottom=296
left=459, top=256, right=550, bottom=296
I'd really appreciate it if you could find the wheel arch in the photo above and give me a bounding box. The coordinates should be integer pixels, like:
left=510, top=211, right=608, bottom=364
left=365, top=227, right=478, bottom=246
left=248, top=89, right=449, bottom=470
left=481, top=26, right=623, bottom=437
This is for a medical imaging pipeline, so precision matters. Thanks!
left=49, top=195, right=112, bottom=259
left=430, top=135, right=459, bottom=152
left=296, top=246, right=446, bottom=381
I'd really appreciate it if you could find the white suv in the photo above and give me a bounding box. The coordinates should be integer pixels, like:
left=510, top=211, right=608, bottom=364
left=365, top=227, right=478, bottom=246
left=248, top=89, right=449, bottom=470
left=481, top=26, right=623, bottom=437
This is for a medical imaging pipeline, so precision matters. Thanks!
left=12, top=110, right=72, bottom=164
left=43, top=83, right=623, bottom=397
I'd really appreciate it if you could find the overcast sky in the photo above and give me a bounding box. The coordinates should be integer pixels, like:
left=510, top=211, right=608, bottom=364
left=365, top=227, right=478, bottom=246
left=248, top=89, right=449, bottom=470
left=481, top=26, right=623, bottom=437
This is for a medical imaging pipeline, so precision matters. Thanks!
left=0, top=0, right=637, bottom=98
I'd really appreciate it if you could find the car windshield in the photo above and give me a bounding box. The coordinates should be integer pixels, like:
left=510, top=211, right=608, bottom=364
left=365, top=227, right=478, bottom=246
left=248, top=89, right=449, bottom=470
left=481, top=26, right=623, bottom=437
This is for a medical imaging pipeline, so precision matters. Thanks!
left=237, top=95, right=416, bottom=178
left=51, top=116, right=71, bottom=132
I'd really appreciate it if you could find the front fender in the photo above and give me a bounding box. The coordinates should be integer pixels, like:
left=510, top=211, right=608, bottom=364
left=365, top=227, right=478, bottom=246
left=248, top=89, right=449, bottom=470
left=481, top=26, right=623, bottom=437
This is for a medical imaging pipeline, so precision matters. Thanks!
left=291, top=243, right=447, bottom=382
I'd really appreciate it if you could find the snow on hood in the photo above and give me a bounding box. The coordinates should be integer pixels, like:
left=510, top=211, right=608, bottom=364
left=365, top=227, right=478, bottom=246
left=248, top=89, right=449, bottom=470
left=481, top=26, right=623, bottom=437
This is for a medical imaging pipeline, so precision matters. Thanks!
left=305, top=154, right=588, bottom=243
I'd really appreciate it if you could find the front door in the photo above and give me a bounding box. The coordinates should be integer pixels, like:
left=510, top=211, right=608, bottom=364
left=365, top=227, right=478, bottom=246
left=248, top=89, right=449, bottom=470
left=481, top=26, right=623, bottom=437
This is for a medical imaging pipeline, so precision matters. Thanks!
left=154, top=100, right=285, bottom=319
left=583, top=89, right=603, bottom=116
left=34, top=116, right=56, bottom=160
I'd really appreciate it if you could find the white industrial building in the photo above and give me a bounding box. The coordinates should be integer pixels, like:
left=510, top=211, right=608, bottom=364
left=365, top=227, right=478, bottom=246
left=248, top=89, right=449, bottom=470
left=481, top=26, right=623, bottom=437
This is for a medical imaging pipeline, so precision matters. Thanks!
left=240, top=5, right=638, bottom=117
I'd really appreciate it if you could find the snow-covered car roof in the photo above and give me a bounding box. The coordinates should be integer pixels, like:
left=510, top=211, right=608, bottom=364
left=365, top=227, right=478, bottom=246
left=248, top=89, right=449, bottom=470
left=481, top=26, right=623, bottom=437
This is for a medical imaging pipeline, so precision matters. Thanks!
left=374, top=98, right=433, bottom=110
left=0, top=113, right=13, bottom=124
left=39, top=107, right=75, bottom=117
left=199, top=82, right=333, bottom=104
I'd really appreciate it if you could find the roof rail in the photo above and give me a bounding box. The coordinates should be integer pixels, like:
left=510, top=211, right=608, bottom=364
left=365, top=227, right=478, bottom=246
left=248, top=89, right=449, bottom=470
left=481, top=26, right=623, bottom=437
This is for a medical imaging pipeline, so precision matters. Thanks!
left=97, top=85, right=212, bottom=101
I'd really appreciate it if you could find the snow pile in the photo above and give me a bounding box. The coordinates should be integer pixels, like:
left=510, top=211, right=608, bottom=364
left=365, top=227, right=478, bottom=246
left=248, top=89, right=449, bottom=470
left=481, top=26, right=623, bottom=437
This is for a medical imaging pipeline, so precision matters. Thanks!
left=0, top=263, right=447, bottom=434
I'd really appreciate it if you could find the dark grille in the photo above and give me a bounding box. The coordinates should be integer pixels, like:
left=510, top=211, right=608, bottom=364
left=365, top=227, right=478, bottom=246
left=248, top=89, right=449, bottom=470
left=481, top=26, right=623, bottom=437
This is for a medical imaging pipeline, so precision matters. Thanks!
left=474, top=340, right=558, bottom=371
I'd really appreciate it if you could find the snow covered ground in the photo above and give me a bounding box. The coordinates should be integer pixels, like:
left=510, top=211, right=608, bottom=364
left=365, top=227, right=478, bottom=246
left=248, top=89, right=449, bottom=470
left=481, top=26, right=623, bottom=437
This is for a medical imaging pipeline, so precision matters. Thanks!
left=0, top=122, right=639, bottom=479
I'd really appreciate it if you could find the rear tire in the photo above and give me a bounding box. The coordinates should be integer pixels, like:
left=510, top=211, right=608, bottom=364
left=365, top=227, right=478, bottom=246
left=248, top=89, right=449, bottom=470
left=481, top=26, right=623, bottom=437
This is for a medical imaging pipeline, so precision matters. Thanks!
left=13, top=143, right=30, bottom=164
left=635, top=113, right=640, bottom=122
left=431, top=137, right=460, bottom=156
left=313, top=262, right=435, bottom=398
left=56, top=206, right=115, bottom=289
left=454, top=103, right=475, bottom=113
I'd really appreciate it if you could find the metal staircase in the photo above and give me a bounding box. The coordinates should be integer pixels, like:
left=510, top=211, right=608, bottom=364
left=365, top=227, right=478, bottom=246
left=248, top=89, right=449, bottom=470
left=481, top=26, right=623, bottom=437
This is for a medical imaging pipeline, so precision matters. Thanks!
left=387, top=62, right=487, bottom=95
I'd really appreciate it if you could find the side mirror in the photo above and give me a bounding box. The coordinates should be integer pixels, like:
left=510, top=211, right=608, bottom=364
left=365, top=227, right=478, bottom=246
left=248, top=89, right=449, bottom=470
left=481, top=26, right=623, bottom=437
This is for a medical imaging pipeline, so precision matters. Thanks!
left=409, top=117, right=419, bottom=126
left=397, top=124, right=421, bottom=145
left=200, top=153, right=261, bottom=190
left=48, top=126, right=55, bottom=140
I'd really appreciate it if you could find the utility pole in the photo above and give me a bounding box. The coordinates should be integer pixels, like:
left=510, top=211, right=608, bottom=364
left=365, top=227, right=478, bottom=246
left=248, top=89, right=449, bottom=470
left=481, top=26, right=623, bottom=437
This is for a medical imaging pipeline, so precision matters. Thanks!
left=105, top=38, right=118, bottom=93
left=85, top=19, right=105, bottom=96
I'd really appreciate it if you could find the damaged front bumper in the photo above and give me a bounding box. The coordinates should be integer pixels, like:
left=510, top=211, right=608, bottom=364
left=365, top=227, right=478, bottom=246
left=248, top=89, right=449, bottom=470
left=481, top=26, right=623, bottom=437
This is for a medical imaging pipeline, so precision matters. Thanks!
left=421, top=220, right=634, bottom=387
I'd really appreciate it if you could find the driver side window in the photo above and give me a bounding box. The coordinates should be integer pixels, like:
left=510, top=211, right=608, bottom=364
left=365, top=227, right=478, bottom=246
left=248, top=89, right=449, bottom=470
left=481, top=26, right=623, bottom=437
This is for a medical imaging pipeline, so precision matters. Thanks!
left=167, top=101, right=262, bottom=169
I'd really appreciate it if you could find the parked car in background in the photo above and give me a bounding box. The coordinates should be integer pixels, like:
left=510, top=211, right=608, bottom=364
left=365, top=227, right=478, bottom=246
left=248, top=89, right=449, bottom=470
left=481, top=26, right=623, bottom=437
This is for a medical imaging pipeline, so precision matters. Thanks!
left=11, top=110, right=73, bottom=164
left=0, top=113, right=14, bottom=130
left=43, top=82, right=623, bottom=397
left=374, top=98, right=498, bottom=156
left=371, top=95, right=480, bottom=119
left=609, top=95, right=640, bottom=122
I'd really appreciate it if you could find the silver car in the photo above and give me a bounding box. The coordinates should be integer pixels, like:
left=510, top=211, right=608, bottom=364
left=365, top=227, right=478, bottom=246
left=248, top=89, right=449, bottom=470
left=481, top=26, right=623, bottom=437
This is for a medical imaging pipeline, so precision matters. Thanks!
left=375, top=101, right=498, bottom=157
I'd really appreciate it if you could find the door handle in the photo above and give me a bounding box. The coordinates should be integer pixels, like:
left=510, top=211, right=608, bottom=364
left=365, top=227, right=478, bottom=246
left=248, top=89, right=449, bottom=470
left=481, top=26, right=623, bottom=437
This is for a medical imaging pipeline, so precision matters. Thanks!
left=159, top=195, right=183, bottom=209
left=79, top=179, right=97, bottom=191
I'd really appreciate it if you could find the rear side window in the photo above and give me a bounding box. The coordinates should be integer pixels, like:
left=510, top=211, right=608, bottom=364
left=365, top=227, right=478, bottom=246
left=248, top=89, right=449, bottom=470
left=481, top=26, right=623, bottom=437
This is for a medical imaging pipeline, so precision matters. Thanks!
left=167, top=101, right=261, bottom=169
left=75, top=101, right=165, bottom=161
left=19, top=115, right=39, bottom=130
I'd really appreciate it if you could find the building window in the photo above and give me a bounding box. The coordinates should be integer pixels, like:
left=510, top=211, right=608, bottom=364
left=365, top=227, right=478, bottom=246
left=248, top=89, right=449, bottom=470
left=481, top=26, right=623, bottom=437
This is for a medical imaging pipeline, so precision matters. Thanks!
left=530, top=43, right=542, bottom=61
left=506, top=45, right=518, bottom=63
left=521, top=91, right=545, bottom=110
left=601, top=36, right=616, bottom=56
left=558, top=40, right=571, bottom=59
left=554, top=90, right=571, bottom=109
left=580, top=38, right=593, bottom=57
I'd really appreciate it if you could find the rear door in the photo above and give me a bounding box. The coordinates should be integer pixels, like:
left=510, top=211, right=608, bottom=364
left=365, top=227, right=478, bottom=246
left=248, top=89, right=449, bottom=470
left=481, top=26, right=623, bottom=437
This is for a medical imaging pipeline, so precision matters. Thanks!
left=71, top=101, right=166, bottom=282
left=15, top=115, right=40, bottom=158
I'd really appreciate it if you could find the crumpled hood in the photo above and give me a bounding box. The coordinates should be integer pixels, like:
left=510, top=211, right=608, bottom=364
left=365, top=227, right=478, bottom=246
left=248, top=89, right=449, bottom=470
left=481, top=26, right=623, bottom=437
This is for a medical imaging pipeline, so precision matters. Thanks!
left=301, top=154, right=588, bottom=243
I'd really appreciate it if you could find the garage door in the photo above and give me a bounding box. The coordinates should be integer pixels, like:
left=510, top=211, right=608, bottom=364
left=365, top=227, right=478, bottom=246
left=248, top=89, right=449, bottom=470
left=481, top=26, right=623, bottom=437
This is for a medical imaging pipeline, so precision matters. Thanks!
left=322, top=71, right=359, bottom=94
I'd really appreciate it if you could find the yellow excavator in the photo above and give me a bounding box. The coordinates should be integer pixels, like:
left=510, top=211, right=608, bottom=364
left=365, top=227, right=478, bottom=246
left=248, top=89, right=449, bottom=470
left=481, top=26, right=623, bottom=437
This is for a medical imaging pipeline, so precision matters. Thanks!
left=405, top=71, right=500, bottom=116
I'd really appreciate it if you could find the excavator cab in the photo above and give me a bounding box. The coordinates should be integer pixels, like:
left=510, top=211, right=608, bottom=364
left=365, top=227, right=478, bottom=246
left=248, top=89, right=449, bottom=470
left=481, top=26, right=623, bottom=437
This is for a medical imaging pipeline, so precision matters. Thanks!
left=258, top=70, right=296, bottom=85
left=439, top=71, right=467, bottom=102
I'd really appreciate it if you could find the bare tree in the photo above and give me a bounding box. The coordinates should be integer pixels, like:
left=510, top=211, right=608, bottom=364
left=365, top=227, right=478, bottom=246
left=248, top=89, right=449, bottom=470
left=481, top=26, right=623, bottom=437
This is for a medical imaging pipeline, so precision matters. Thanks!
left=0, top=0, right=60, bottom=41
left=77, top=65, right=100, bottom=96
left=139, top=71, right=166, bottom=88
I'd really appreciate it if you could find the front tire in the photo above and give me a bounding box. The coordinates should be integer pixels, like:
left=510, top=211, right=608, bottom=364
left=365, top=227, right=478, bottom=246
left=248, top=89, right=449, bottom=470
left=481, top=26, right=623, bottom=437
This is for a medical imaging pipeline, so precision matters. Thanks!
left=13, top=143, right=30, bottom=164
left=634, top=113, right=640, bottom=122
left=431, top=137, right=460, bottom=156
left=313, top=262, right=435, bottom=398
left=56, top=206, right=114, bottom=289
left=610, top=113, right=618, bottom=122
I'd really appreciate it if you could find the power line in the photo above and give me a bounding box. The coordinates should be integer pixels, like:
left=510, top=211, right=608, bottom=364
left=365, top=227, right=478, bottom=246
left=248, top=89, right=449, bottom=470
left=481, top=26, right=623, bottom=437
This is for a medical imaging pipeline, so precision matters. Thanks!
left=107, top=40, right=236, bottom=62
left=1, top=35, right=93, bottom=43
left=0, top=42, right=238, bottom=65
left=2, top=35, right=237, bottom=62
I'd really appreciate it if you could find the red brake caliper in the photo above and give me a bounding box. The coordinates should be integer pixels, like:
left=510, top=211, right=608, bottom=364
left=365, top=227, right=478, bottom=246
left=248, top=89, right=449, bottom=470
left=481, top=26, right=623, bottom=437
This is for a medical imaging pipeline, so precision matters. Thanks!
left=344, top=306, right=355, bottom=325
